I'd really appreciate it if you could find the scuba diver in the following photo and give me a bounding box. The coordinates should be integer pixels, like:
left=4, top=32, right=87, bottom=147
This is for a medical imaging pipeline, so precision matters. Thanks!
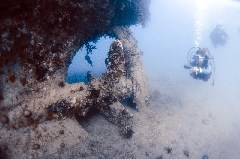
left=184, top=47, right=215, bottom=84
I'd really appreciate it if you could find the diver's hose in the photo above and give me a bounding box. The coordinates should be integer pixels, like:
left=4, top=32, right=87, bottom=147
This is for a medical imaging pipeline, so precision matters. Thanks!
left=205, top=48, right=215, bottom=86
left=187, top=47, right=201, bottom=63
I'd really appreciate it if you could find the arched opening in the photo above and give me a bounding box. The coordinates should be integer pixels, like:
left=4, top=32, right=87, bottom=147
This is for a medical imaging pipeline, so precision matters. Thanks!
left=66, top=36, right=113, bottom=84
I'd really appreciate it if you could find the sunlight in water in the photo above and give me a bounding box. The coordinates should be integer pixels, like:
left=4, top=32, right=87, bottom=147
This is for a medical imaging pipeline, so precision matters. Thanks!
left=193, top=0, right=232, bottom=47
left=194, top=0, right=210, bottom=47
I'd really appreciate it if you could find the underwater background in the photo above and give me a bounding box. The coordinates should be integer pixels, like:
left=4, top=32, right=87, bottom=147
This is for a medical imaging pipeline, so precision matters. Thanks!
left=132, top=0, right=240, bottom=158
left=67, top=0, right=240, bottom=158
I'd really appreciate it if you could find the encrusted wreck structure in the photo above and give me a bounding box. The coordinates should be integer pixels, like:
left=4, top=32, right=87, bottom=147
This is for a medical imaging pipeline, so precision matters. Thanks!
left=0, top=1, right=150, bottom=158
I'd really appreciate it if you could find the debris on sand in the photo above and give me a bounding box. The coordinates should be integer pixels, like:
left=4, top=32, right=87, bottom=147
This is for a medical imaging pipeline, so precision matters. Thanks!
left=156, top=155, right=163, bottom=159
left=183, top=149, right=190, bottom=158
left=165, top=147, right=173, bottom=154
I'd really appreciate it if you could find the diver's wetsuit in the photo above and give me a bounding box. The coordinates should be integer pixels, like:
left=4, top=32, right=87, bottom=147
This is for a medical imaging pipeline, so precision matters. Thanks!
left=190, top=55, right=212, bottom=81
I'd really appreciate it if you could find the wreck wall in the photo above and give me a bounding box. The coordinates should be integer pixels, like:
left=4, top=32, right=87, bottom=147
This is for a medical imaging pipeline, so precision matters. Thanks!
left=0, top=1, right=150, bottom=158
left=0, top=0, right=150, bottom=107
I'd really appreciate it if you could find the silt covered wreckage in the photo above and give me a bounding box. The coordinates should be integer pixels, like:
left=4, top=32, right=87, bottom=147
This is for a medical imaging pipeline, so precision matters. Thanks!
left=0, top=0, right=150, bottom=158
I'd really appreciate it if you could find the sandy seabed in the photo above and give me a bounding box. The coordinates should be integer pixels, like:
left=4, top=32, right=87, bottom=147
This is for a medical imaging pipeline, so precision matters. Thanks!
left=43, top=72, right=240, bottom=159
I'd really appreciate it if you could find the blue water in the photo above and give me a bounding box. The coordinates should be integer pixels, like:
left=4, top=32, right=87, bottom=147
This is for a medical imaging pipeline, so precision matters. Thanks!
left=66, top=36, right=113, bottom=83
left=131, top=0, right=240, bottom=85
left=131, top=0, right=240, bottom=158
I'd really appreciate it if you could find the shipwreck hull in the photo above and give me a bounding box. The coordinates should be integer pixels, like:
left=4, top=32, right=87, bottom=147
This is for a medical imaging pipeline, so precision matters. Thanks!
left=0, top=1, right=150, bottom=158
